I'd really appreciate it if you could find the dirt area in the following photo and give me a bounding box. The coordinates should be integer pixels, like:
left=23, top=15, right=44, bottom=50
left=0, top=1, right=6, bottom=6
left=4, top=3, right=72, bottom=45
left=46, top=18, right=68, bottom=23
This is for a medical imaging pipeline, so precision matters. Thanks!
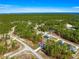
left=0, top=55, right=4, bottom=59
left=37, top=50, right=56, bottom=59
left=13, top=51, right=36, bottom=59
left=0, top=40, right=20, bottom=59
left=22, top=39, right=39, bottom=49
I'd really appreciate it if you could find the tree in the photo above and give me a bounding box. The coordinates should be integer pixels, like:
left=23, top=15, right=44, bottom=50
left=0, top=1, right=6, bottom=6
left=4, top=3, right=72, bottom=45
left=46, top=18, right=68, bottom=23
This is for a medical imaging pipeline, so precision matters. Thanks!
left=43, top=40, right=73, bottom=59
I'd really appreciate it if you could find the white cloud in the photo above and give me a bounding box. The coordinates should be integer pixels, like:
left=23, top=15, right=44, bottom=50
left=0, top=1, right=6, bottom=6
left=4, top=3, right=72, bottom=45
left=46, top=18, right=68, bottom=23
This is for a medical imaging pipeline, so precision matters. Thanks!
left=0, top=5, right=79, bottom=13
left=14, top=8, right=63, bottom=13
left=73, top=6, right=79, bottom=8
left=0, top=4, right=13, bottom=8
left=0, top=7, right=65, bottom=13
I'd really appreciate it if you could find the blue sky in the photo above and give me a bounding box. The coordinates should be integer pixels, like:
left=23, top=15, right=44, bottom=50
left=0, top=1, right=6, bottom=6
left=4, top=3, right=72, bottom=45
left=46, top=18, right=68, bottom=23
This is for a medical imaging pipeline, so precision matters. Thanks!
left=0, top=0, right=79, bottom=13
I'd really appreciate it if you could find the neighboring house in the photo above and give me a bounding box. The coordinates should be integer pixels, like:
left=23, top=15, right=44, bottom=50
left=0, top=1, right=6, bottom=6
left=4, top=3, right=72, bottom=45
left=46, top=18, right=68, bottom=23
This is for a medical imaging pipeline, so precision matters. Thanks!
left=66, top=24, right=76, bottom=30
left=67, top=44, right=77, bottom=53
left=58, top=40, right=65, bottom=45
left=39, top=40, right=44, bottom=48
left=43, top=34, right=53, bottom=39
left=58, top=40, right=77, bottom=53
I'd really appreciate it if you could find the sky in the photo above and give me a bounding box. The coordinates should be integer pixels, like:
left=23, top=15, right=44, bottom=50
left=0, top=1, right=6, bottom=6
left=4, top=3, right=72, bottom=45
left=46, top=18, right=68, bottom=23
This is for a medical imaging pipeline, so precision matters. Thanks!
left=0, top=0, right=79, bottom=13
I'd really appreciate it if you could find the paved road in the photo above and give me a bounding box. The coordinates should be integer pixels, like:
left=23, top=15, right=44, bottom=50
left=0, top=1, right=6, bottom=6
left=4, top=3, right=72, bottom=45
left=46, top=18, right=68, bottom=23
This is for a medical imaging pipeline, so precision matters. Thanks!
left=4, top=45, right=24, bottom=57
left=10, top=35, right=43, bottom=59
left=35, top=47, right=41, bottom=52
left=7, top=26, right=43, bottom=59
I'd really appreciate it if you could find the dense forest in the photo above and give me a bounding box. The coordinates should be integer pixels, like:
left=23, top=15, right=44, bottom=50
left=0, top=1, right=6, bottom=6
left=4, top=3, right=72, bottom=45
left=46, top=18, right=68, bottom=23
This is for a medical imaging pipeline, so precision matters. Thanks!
left=0, top=13, right=79, bottom=44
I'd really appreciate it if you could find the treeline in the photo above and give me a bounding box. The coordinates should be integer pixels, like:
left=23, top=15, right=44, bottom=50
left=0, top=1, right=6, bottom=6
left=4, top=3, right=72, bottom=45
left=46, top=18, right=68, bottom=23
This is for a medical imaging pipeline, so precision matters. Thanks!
left=0, top=14, right=79, bottom=43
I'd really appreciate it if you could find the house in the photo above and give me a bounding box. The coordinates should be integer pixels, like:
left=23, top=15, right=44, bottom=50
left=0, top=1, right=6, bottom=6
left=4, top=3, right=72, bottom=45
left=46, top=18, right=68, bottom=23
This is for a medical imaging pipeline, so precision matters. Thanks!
left=43, top=34, right=53, bottom=39
left=58, top=40, right=65, bottom=45
left=66, top=24, right=76, bottom=30
left=67, top=44, right=77, bottom=53
left=39, top=40, right=44, bottom=48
